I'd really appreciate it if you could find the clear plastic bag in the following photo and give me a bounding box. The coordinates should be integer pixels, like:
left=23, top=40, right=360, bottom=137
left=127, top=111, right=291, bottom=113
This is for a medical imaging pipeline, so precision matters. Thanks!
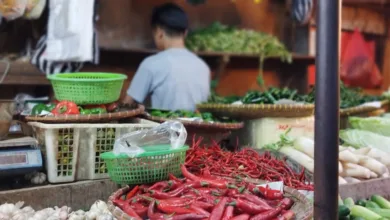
left=113, top=120, right=187, bottom=157
left=0, top=0, right=28, bottom=20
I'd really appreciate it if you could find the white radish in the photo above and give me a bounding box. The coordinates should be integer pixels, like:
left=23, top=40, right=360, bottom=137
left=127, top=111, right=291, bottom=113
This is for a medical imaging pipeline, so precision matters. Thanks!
left=356, top=155, right=387, bottom=175
left=370, top=171, right=378, bottom=178
left=341, top=163, right=371, bottom=179
left=339, top=149, right=359, bottom=164
left=280, top=147, right=314, bottom=173
left=354, top=147, right=370, bottom=155
left=293, top=137, right=314, bottom=158
left=344, top=177, right=361, bottom=184
left=382, top=172, right=390, bottom=178
left=339, top=161, right=343, bottom=174
left=366, top=148, right=390, bottom=167
left=339, top=176, right=347, bottom=185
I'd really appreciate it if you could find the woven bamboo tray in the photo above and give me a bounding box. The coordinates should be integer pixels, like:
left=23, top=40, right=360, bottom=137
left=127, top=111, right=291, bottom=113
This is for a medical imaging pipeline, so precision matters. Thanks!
left=25, top=105, right=145, bottom=123
left=340, top=100, right=389, bottom=117
left=144, top=115, right=244, bottom=130
left=107, top=184, right=313, bottom=220
left=196, top=103, right=315, bottom=119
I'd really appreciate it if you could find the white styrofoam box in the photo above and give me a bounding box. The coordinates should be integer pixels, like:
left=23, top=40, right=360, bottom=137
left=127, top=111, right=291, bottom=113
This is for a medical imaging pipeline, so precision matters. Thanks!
left=240, top=116, right=314, bottom=148
left=29, top=119, right=159, bottom=183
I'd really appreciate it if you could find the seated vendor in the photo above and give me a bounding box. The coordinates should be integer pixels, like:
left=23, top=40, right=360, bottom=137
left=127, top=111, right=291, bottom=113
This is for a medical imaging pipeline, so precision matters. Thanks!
left=122, top=3, right=210, bottom=111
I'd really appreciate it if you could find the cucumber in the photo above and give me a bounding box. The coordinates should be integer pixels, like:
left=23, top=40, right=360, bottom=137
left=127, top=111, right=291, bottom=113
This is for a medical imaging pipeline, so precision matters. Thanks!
left=367, top=208, right=390, bottom=218
left=371, top=195, right=390, bottom=209
left=350, top=205, right=381, bottom=220
left=344, top=198, right=355, bottom=208
left=367, top=201, right=382, bottom=209
left=357, top=199, right=368, bottom=207
left=339, top=205, right=351, bottom=217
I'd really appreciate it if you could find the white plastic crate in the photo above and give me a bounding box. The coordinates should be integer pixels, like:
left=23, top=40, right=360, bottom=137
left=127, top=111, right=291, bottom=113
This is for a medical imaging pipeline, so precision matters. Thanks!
left=29, top=119, right=159, bottom=183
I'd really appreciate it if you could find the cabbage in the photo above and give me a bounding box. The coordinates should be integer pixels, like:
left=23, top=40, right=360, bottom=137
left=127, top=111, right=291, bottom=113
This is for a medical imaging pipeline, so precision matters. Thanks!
left=349, top=117, right=390, bottom=137
left=340, top=129, right=390, bottom=153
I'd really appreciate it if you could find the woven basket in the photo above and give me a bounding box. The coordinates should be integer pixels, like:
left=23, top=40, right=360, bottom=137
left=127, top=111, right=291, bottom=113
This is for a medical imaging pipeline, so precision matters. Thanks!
left=25, top=105, right=145, bottom=123
left=48, top=72, right=127, bottom=105
left=340, top=100, right=389, bottom=117
left=144, top=115, right=244, bottom=131
left=196, top=103, right=315, bottom=119
left=107, top=184, right=313, bottom=220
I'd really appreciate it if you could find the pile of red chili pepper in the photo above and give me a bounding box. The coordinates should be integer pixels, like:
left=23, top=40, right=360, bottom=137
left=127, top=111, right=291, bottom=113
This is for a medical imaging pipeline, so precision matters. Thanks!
left=185, top=137, right=314, bottom=191
left=113, top=165, right=295, bottom=220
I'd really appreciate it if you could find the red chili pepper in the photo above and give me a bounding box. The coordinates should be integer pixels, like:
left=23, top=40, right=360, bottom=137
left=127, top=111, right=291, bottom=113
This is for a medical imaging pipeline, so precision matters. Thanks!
left=149, top=181, right=171, bottom=191
left=261, top=186, right=284, bottom=200
left=190, top=204, right=210, bottom=217
left=181, top=165, right=228, bottom=189
left=230, top=198, right=272, bottom=215
left=209, top=197, right=228, bottom=220
left=279, top=198, right=294, bottom=210
left=126, top=185, right=139, bottom=200
left=169, top=173, right=185, bottom=183
left=114, top=199, right=142, bottom=220
left=249, top=207, right=283, bottom=220
left=113, top=199, right=127, bottom=209
left=234, top=194, right=272, bottom=209
left=192, top=201, right=214, bottom=211
left=157, top=202, right=193, bottom=215
left=147, top=201, right=166, bottom=220
left=171, top=213, right=207, bottom=220
left=231, top=214, right=251, bottom=220
left=221, top=205, right=234, bottom=220
left=131, top=203, right=148, bottom=218
left=51, top=101, right=79, bottom=115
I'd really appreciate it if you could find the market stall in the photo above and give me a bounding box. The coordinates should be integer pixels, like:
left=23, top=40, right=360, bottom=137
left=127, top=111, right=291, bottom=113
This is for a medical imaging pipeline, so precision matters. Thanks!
left=3, top=0, right=390, bottom=219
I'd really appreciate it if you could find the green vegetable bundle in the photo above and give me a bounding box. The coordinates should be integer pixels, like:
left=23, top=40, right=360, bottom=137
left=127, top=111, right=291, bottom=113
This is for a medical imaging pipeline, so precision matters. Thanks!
left=149, top=109, right=236, bottom=123
left=185, top=22, right=292, bottom=63
left=207, top=87, right=306, bottom=104
left=304, top=82, right=385, bottom=108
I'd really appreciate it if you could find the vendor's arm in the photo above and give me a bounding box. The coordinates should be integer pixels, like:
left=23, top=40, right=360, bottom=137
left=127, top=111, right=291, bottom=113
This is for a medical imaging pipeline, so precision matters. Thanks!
left=123, top=60, right=153, bottom=105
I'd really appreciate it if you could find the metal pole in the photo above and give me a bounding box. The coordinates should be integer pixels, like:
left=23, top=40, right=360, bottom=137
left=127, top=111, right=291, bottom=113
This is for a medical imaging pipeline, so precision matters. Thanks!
left=314, top=0, right=341, bottom=219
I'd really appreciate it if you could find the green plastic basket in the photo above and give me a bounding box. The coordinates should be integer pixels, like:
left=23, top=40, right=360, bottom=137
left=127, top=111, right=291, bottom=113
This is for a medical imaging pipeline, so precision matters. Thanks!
left=100, top=145, right=189, bottom=185
left=47, top=72, right=128, bottom=105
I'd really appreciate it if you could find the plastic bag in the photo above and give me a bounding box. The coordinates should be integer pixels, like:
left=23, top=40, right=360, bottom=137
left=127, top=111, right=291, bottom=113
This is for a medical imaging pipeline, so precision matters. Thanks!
left=340, top=29, right=382, bottom=88
left=0, top=0, right=28, bottom=20
left=113, top=120, right=187, bottom=157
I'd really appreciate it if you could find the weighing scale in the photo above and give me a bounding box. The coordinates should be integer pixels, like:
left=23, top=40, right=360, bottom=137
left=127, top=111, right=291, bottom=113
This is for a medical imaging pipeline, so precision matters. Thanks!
left=0, top=137, right=43, bottom=177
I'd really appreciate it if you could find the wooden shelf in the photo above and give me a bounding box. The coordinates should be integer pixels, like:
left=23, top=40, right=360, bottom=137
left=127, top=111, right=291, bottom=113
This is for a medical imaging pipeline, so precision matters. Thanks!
left=100, top=47, right=315, bottom=64
left=0, top=61, right=49, bottom=85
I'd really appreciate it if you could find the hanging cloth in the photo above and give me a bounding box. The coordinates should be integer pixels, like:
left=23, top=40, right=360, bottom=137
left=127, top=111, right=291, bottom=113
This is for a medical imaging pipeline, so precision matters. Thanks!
left=44, top=0, right=95, bottom=62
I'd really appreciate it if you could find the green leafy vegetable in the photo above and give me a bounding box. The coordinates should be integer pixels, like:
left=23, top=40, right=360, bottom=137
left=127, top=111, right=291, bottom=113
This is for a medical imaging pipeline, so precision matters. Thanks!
left=339, top=129, right=390, bottom=153
left=349, top=117, right=390, bottom=137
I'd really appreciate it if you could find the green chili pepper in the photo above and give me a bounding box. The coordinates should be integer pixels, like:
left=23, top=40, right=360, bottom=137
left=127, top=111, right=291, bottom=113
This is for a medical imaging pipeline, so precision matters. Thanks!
left=90, top=108, right=107, bottom=114
left=46, top=104, right=56, bottom=111
left=80, top=109, right=91, bottom=115
left=31, top=104, right=49, bottom=115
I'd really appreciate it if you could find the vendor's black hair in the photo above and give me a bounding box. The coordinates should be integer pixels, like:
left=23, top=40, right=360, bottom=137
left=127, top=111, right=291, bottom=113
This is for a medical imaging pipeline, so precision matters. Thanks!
left=151, top=3, right=188, bottom=37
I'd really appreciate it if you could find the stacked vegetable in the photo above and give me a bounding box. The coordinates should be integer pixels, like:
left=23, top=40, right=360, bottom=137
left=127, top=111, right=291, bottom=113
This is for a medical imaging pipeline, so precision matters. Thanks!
left=186, top=22, right=291, bottom=62
left=339, top=195, right=390, bottom=219
left=113, top=165, right=296, bottom=220
left=185, top=137, right=313, bottom=190
left=31, top=101, right=120, bottom=116
left=149, top=109, right=237, bottom=123
left=265, top=133, right=390, bottom=185
left=208, top=87, right=306, bottom=105
left=304, top=83, right=385, bottom=108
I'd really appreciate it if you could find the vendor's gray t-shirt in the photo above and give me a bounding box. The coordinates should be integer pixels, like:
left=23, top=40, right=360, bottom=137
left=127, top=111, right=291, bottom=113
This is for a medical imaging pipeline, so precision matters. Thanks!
left=127, top=48, right=210, bottom=111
